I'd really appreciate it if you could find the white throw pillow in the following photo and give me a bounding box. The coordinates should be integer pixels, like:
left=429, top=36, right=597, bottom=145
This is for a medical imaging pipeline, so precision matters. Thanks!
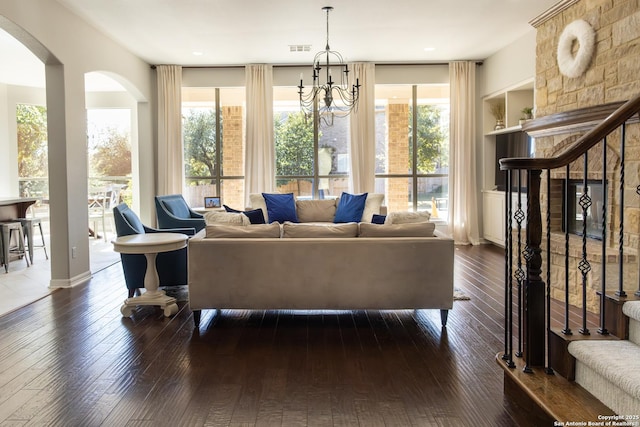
left=384, top=210, right=431, bottom=225
left=249, top=193, right=269, bottom=223
left=361, top=193, right=384, bottom=222
left=204, top=211, right=250, bottom=226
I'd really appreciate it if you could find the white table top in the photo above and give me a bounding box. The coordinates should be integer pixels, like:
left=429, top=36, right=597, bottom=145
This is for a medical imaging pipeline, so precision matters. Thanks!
left=112, top=232, right=188, bottom=255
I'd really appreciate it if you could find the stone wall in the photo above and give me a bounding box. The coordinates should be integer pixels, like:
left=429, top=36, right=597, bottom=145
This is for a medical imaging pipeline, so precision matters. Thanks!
left=531, top=0, right=640, bottom=312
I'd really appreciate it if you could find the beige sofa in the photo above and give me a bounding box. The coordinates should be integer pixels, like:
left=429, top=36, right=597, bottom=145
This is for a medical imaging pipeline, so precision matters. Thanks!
left=187, top=225, right=455, bottom=328
left=188, top=194, right=454, bottom=327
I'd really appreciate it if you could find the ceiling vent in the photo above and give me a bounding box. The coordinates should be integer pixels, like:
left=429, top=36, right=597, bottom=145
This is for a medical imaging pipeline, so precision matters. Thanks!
left=289, top=45, right=311, bottom=53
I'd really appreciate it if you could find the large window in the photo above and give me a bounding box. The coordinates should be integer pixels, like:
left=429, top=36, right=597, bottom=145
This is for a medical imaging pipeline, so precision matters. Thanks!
left=273, top=87, right=349, bottom=199
left=182, top=87, right=245, bottom=208
left=375, top=84, right=449, bottom=217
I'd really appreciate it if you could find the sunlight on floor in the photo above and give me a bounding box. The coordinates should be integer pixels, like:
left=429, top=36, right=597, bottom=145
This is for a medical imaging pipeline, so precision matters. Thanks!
left=0, top=234, right=120, bottom=317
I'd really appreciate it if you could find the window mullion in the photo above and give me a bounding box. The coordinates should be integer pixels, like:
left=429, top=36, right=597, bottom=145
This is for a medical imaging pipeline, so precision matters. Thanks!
left=412, top=85, right=418, bottom=211
left=215, top=88, right=221, bottom=197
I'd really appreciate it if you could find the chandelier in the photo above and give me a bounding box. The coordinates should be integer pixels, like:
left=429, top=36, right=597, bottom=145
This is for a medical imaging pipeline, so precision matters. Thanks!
left=298, top=6, right=360, bottom=126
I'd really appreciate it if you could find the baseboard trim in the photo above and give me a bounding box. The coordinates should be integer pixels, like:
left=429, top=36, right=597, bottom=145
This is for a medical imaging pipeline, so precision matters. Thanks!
left=49, top=270, right=92, bottom=289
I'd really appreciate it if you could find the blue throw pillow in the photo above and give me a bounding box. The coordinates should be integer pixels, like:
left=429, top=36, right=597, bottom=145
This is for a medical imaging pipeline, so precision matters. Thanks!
left=223, top=204, right=266, bottom=224
left=334, top=192, right=368, bottom=223
left=162, top=199, right=190, bottom=218
left=262, top=193, right=299, bottom=224
left=371, top=214, right=386, bottom=224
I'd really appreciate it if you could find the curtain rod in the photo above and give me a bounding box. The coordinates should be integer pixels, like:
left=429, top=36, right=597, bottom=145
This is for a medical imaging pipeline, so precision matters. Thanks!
left=151, top=61, right=483, bottom=69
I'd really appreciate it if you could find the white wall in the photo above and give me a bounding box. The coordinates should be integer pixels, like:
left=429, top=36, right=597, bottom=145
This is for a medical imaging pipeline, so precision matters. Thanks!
left=475, top=29, right=537, bottom=242
left=0, top=83, right=9, bottom=196
left=480, top=30, right=536, bottom=97
left=0, top=0, right=154, bottom=287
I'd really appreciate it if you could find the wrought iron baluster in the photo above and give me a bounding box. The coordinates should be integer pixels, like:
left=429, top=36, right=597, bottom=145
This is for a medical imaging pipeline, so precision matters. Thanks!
left=515, top=170, right=525, bottom=358
left=579, top=153, right=591, bottom=335
left=618, top=123, right=627, bottom=297
left=563, top=164, right=572, bottom=335
left=504, top=172, right=515, bottom=368
left=545, top=169, right=554, bottom=374
left=503, top=174, right=510, bottom=362
left=600, top=138, right=608, bottom=335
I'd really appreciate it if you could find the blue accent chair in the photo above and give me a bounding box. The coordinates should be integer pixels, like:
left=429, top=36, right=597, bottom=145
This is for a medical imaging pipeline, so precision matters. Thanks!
left=154, top=194, right=206, bottom=232
left=113, top=203, right=195, bottom=298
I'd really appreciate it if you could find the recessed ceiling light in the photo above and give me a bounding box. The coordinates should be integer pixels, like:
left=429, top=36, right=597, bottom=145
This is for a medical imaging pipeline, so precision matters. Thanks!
left=192, top=51, right=204, bottom=56
left=424, top=47, right=436, bottom=52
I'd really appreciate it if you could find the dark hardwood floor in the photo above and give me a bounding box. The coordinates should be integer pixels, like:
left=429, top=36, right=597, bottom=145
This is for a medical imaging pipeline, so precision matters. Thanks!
left=0, top=244, right=548, bottom=426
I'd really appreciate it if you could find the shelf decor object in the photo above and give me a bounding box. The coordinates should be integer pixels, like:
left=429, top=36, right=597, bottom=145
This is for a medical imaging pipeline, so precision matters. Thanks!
left=490, top=102, right=506, bottom=130
left=298, top=6, right=360, bottom=126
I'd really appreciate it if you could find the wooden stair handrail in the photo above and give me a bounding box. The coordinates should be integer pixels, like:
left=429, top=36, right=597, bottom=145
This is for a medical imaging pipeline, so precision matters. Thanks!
left=500, top=94, right=640, bottom=171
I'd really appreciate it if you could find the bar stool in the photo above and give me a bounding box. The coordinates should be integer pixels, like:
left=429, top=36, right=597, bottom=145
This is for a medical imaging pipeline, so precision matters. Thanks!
left=18, top=217, right=48, bottom=263
left=0, top=221, right=30, bottom=273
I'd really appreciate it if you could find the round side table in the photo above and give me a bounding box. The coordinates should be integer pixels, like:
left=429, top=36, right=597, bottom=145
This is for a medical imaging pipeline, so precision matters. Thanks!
left=112, top=232, right=188, bottom=317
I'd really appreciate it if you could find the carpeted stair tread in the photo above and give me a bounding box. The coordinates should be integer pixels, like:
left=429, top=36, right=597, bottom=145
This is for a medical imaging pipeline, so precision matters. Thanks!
left=568, top=340, right=640, bottom=400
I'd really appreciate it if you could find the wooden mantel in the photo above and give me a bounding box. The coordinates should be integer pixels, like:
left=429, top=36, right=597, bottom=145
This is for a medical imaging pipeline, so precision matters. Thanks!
left=522, top=101, right=640, bottom=139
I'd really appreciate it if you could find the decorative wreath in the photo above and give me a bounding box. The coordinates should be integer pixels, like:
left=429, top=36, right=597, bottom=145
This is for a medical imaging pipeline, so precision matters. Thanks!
left=557, top=19, right=595, bottom=78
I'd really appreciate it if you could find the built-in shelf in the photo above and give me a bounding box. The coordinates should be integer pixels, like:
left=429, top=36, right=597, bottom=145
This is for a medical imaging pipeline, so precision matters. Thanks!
left=482, top=79, right=534, bottom=245
left=485, top=125, right=523, bottom=136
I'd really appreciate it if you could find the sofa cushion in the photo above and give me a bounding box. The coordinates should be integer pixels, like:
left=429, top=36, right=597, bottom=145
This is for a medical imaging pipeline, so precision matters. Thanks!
left=223, top=204, right=266, bottom=224
left=361, top=193, right=385, bottom=223
left=206, top=222, right=281, bottom=238
left=282, top=221, right=358, bottom=238
left=334, top=192, right=368, bottom=223
left=262, top=193, right=299, bottom=224
left=162, top=198, right=190, bottom=218
left=204, top=211, right=251, bottom=226
left=358, top=222, right=435, bottom=237
left=296, top=199, right=337, bottom=223
left=385, top=210, right=431, bottom=224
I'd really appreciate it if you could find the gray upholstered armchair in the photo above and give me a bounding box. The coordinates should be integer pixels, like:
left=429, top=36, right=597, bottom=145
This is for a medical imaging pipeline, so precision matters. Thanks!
left=154, top=194, right=206, bottom=232
left=113, top=203, right=195, bottom=297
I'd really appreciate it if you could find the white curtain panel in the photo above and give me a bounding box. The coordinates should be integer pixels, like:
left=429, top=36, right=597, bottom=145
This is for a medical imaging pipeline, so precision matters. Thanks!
left=348, top=63, right=376, bottom=194
left=448, top=61, right=480, bottom=245
left=245, top=64, right=275, bottom=206
left=156, top=65, right=184, bottom=195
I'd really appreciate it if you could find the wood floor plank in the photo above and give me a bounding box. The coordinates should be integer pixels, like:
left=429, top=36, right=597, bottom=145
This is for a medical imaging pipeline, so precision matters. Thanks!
left=0, top=244, right=608, bottom=426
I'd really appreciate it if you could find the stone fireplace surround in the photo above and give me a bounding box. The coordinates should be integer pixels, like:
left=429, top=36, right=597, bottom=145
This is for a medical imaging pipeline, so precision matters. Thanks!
left=520, top=103, right=639, bottom=313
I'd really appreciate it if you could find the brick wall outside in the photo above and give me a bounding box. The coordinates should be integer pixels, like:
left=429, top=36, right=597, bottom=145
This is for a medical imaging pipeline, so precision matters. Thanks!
left=386, top=103, right=410, bottom=213
left=533, top=0, right=640, bottom=311
left=222, top=106, right=244, bottom=208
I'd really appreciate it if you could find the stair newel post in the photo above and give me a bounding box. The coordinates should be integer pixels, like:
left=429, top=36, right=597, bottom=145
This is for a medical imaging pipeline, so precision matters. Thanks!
left=516, top=170, right=525, bottom=358
left=599, top=138, right=609, bottom=335
left=618, top=123, right=627, bottom=297
left=579, top=153, right=591, bottom=336
left=524, top=168, right=546, bottom=370
left=563, top=164, right=573, bottom=335
left=503, top=172, right=516, bottom=368
left=545, top=169, right=554, bottom=374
